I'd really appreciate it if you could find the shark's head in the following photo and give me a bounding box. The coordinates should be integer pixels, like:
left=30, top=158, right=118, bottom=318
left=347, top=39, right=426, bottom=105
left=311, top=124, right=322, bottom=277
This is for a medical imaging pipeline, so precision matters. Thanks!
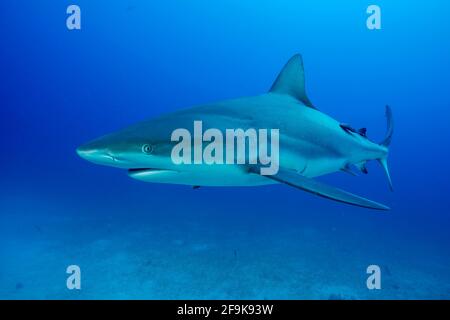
left=76, top=121, right=174, bottom=171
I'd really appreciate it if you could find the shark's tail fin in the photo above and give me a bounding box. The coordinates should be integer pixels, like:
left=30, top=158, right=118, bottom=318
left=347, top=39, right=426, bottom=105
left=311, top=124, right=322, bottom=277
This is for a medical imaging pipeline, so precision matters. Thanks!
left=378, top=105, right=394, bottom=191
left=378, top=156, right=393, bottom=191
left=379, top=105, right=393, bottom=147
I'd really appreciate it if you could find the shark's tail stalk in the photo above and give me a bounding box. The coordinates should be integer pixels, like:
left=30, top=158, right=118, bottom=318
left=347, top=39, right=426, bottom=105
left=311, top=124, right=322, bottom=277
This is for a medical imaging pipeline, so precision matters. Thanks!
left=378, top=105, right=394, bottom=191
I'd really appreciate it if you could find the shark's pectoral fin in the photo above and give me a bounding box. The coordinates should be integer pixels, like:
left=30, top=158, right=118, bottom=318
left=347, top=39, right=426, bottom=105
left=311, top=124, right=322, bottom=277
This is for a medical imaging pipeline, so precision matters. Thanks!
left=250, top=167, right=389, bottom=211
left=269, top=54, right=316, bottom=109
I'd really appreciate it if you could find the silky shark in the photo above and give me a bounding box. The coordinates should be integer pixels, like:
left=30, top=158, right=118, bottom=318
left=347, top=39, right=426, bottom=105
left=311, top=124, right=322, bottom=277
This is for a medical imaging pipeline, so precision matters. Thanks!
left=77, top=54, right=394, bottom=210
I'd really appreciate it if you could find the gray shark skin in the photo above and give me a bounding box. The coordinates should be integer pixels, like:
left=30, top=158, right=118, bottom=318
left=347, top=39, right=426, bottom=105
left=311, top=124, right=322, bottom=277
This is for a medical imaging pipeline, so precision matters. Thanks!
left=77, top=54, right=394, bottom=210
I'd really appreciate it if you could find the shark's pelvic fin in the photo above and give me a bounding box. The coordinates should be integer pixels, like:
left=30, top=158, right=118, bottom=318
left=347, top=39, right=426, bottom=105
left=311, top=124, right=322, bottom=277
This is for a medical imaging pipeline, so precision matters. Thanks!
left=269, top=54, right=316, bottom=109
left=341, top=164, right=359, bottom=176
left=250, top=167, right=389, bottom=210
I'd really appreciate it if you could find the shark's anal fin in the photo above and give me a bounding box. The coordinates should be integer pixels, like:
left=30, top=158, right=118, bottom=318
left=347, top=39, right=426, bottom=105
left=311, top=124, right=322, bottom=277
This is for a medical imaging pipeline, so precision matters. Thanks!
left=250, top=167, right=389, bottom=211
left=355, top=161, right=368, bottom=174
left=269, top=54, right=316, bottom=109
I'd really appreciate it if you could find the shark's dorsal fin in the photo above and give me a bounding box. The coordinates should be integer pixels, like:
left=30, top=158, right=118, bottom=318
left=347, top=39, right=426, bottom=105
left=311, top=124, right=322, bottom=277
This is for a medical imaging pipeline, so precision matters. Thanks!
left=269, top=54, right=316, bottom=109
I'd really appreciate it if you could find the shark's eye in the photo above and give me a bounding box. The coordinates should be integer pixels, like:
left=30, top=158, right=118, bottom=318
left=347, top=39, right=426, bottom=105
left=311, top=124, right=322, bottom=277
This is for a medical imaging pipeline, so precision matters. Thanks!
left=141, top=144, right=153, bottom=154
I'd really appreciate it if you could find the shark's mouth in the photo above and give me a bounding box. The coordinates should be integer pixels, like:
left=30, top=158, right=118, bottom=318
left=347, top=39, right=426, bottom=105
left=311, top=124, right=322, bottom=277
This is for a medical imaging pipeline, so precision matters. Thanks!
left=127, top=168, right=177, bottom=181
left=128, top=168, right=167, bottom=176
left=128, top=168, right=161, bottom=173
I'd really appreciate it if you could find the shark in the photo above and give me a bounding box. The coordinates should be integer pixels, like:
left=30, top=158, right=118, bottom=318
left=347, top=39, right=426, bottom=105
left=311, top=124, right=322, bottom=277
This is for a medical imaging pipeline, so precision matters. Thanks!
left=77, top=54, right=394, bottom=210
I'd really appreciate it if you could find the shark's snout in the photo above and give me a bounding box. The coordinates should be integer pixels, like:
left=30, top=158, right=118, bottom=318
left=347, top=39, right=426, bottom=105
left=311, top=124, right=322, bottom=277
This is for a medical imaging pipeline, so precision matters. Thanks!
left=76, top=144, right=113, bottom=164
left=76, top=139, right=127, bottom=168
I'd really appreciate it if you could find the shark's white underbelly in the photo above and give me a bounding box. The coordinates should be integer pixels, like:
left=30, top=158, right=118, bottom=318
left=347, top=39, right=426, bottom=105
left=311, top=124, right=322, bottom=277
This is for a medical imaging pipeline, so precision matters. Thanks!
left=128, top=165, right=276, bottom=186
left=127, top=151, right=345, bottom=186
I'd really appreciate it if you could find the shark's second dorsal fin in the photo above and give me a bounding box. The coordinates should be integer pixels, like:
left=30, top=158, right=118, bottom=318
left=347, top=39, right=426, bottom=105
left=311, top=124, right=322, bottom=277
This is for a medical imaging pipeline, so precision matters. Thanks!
left=269, top=54, right=316, bottom=109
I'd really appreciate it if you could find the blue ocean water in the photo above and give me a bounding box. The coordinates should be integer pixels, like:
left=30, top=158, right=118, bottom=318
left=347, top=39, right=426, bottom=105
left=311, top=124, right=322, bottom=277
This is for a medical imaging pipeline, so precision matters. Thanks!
left=1, top=0, right=449, bottom=299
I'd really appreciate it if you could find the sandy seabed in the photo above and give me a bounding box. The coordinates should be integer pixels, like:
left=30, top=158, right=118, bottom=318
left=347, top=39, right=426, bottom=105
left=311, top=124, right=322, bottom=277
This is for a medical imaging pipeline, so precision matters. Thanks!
left=1, top=198, right=449, bottom=300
